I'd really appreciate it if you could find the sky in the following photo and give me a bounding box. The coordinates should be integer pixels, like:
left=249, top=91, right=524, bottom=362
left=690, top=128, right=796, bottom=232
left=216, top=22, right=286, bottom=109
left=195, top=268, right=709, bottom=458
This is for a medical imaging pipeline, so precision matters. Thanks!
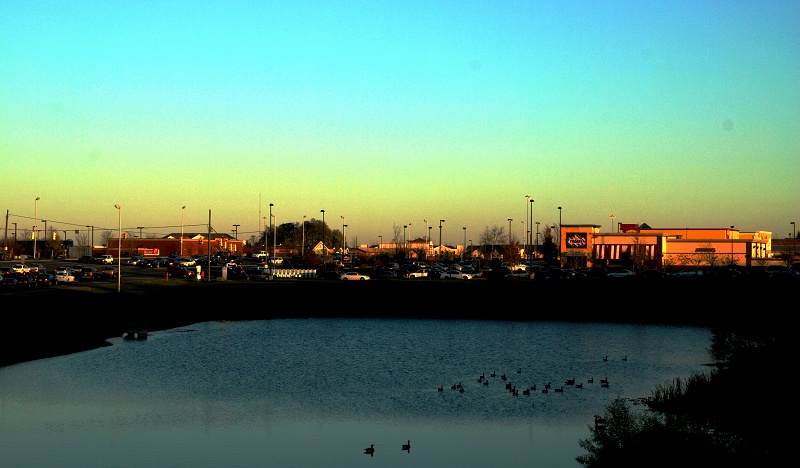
left=2, top=1, right=799, bottom=247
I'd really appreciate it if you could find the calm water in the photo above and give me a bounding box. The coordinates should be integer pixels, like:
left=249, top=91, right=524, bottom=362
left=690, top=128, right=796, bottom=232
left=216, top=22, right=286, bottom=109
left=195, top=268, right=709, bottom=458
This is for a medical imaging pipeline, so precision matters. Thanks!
left=0, top=319, right=711, bottom=467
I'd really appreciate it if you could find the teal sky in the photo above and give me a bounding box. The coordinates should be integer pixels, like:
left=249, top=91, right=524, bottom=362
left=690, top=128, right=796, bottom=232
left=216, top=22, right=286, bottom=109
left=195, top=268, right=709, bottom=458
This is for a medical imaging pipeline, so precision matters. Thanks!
left=3, top=1, right=799, bottom=246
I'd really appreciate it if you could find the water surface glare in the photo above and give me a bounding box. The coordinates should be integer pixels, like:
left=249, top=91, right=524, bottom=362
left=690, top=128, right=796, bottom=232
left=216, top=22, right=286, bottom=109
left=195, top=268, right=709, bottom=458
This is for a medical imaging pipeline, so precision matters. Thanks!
left=0, top=319, right=711, bottom=467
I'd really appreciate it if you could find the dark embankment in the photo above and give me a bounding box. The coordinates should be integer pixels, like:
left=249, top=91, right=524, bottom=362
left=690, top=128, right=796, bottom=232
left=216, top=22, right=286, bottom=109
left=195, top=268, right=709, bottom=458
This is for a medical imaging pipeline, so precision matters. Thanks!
left=0, top=276, right=787, bottom=368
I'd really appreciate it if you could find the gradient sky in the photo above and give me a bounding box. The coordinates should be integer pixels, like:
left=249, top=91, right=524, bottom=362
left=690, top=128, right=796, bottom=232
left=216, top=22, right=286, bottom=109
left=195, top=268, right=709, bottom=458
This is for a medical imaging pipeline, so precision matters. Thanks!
left=2, top=1, right=798, bottom=246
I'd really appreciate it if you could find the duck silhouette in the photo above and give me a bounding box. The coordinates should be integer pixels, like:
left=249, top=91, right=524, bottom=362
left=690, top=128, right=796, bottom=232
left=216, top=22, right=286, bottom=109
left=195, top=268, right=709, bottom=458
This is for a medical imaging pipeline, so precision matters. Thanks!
left=603, top=356, right=608, bottom=362
left=364, top=444, right=375, bottom=456
left=402, top=440, right=411, bottom=452
left=622, top=355, right=628, bottom=361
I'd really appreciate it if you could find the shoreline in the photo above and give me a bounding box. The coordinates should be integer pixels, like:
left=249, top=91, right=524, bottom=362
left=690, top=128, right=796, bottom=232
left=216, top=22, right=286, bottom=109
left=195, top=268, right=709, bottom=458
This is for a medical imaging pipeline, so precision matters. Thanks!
left=0, top=277, right=782, bottom=368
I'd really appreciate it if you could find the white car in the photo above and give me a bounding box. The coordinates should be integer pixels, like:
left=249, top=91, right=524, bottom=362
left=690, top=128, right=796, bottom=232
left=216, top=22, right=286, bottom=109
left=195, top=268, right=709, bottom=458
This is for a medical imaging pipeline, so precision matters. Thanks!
left=341, top=271, right=370, bottom=281
left=11, top=263, right=31, bottom=273
left=98, top=255, right=114, bottom=264
left=408, top=268, right=430, bottom=278
left=54, top=270, right=76, bottom=283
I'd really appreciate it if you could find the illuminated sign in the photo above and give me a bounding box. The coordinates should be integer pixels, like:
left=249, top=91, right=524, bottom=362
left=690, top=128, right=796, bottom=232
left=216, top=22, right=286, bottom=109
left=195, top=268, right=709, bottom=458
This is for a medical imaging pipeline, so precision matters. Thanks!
left=566, top=232, right=587, bottom=248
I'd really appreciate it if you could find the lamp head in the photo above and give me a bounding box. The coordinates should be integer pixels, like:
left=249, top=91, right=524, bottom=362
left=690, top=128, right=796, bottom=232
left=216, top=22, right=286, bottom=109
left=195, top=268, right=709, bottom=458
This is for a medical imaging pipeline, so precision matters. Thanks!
left=114, top=204, right=121, bottom=209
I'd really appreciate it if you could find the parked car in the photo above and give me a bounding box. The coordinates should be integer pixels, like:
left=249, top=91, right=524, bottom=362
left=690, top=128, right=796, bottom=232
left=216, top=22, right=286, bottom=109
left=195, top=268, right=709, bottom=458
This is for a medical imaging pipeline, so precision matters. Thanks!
left=372, top=270, right=399, bottom=280
left=341, top=271, right=370, bottom=281
left=442, top=269, right=474, bottom=280
left=672, top=268, right=703, bottom=277
left=167, top=265, right=195, bottom=279
left=29, top=263, right=46, bottom=273
left=607, top=268, right=636, bottom=278
left=11, top=263, right=31, bottom=273
left=126, top=256, right=145, bottom=265
left=96, top=255, right=113, bottom=264
left=1, top=274, right=19, bottom=290
left=408, top=268, right=430, bottom=278
left=638, top=269, right=666, bottom=279
left=100, top=266, right=119, bottom=279
left=224, top=265, right=249, bottom=280
left=54, top=269, right=76, bottom=283
left=540, top=268, right=576, bottom=280
left=764, top=265, right=800, bottom=278
left=6, top=272, right=35, bottom=289
left=79, top=267, right=100, bottom=280
left=77, top=255, right=95, bottom=264
left=31, top=271, right=56, bottom=287
left=317, top=270, right=345, bottom=280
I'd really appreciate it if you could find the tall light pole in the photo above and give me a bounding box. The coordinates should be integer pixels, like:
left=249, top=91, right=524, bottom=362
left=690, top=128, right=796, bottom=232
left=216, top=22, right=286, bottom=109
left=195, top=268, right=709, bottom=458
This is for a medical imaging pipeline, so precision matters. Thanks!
left=610, top=214, right=616, bottom=233
left=33, top=196, right=40, bottom=259
left=137, top=226, right=144, bottom=239
left=791, top=221, right=796, bottom=259
left=301, top=215, right=307, bottom=256
left=85, top=226, right=91, bottom=256
left=462, top=227, right=466, bottom=261
left=535, top=222, right=540, bottom=258
left=529, top=198, right=534, bottom=259
left=343, top=224, right=347, bottom=255
left=525, top=195, right=530, bottom=256
left=508, top=219, right=513, bottom=245
left=428, top=226, right=432, bottom=258
left=408, top=222, right=412, bottom=255
left=268, top=203, right=273, bottom=268
left=403, top=225, right=407, bottom=258
left=180, top=205, right=186, bottom=255
left=272, top=213, right=276, bottom=265
left=730, top=225, right=735, bottom=264
left=341, top=216, right=346, bottom=253
left=320, top=209, right=325, bottom=270
left=114, top=204, right=121, bottom=292
left=378, top=235, right=382, bottom=249
left=439, top=220, right=445, bottom=260
left=12, top=222, right=17, bottom=258
left=42, top=220, right=47, bottom=258
left=232, top=224, right=239, bottom=239
left=558, top=206, right=562, bottom=261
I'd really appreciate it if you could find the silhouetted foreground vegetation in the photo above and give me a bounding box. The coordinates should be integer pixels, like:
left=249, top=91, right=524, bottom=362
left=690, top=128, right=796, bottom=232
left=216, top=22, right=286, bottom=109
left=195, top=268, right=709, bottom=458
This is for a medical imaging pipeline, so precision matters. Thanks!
left=577, top=323, right=795, bottom=466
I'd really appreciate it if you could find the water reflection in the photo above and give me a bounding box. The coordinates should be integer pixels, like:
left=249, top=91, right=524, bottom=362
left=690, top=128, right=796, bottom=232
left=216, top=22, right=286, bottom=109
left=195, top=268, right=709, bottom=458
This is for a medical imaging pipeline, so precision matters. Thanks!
left=0, top=319, right=710, bottom=467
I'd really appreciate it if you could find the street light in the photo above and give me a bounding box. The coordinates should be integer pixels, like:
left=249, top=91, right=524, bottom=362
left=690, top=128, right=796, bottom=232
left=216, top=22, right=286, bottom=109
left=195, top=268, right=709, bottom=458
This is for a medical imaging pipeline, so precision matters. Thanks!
left=439, top=220, right=445, bottom=260
left=114, top=204, right=121, bottom=292
left=180, top=206, right=186, bottom=255
left=320, top=210, right=325, bottom=269
left=272, top=213, right=276, bottom=266
left=558, top=206, right=562, bottom=261
left=791, top=221, right=796, bottom=258
left=462, top=227, right=466, bottom=261
left=525, top=195, right=531, bottom=255
left=33, top=196, right=40, bottom=259
left=269, top=204, right=274, bottom=270
left=508, top=219, right=513, bottom=245
left=301, top=215, right=307, bottom=255
left=535, top=222, right=540, bottom=258
left=529, top=198, right=534, bottom=254
left=404, top=225, right=407, bottom=257
left=730, top=226, right=735, bottom=264
left=610, top=214, right=616, bottom=233
left=232, top=224, right=239, bottom=240
left=343, top=224, right=348, bottom=255
left=341, top=216, right=346, bottom=253
left=378, top=235, right=382, bottom=249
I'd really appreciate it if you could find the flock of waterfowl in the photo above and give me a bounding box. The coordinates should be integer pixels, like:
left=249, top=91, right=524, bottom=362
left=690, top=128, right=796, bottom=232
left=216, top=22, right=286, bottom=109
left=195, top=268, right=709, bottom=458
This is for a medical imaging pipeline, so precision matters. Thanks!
left=437, top=355, right=626, bottom=398
left=363, top=355, right=627, bottom=456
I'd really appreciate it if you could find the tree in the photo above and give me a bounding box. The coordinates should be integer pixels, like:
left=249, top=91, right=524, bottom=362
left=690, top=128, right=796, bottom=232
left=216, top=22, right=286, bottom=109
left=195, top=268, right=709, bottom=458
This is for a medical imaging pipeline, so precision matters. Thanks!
left=479, top=225, right=506, bottom=259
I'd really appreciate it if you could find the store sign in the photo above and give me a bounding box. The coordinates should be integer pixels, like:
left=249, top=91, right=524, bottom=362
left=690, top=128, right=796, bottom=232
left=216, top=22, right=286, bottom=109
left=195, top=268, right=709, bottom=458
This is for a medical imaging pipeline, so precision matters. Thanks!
left=566, top=232, right=587, bottom=248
